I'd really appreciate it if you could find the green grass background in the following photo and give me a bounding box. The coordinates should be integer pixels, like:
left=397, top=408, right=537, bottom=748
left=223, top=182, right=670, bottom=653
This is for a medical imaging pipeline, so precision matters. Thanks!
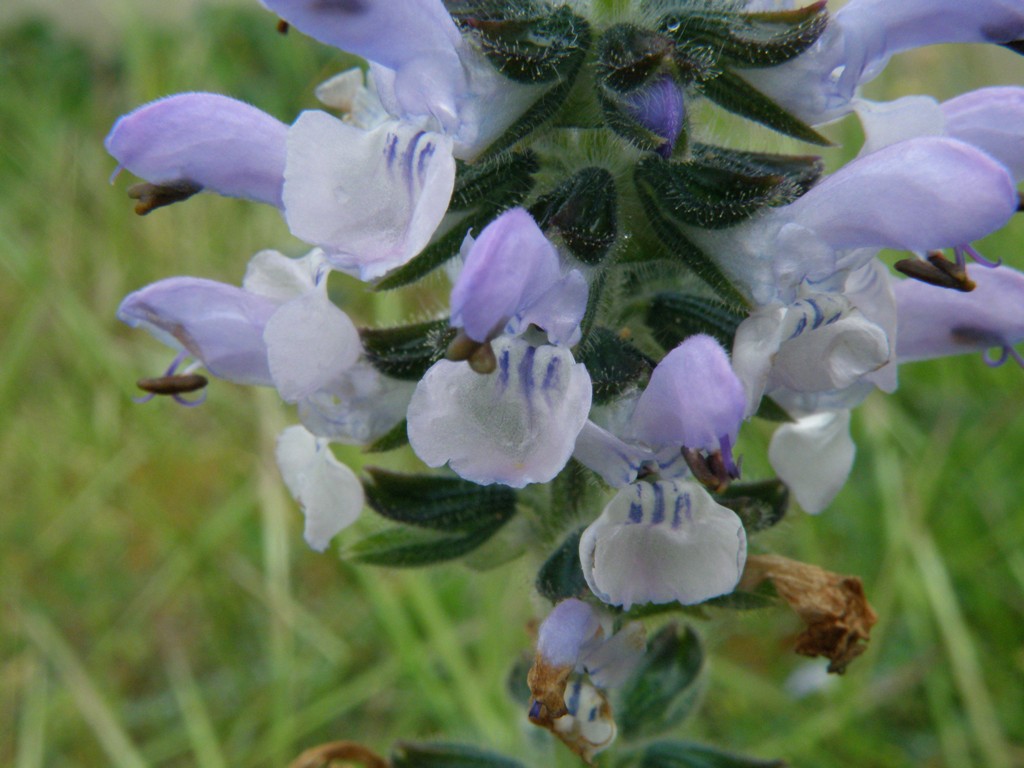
left=1, top=3, right=1023, bottom=766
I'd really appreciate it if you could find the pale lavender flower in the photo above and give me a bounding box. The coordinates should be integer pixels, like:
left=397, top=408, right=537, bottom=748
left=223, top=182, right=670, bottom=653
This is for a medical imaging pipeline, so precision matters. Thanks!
left=106, top=93, right=288, bottom=208
left=117, top=277, right=279, bottom=387
left=573, top=335, right=745, bottom=488
left=895, top=265, right=1024, bottom=366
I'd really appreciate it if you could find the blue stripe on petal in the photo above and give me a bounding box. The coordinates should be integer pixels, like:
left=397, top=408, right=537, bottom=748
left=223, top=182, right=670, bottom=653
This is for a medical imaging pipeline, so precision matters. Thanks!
left=651, top=482, right=665, bottom=524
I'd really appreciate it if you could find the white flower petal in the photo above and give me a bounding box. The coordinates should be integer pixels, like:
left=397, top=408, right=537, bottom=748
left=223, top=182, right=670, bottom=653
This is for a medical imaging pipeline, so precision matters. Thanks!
left=855, top=95, right=944, bottom=156
left=264, top=288, right=360, bottom=402
left=407, top=336, right=592, bottom=487
left=283, top=112, right=455, bottom=281
left=770, top=310, right=890, bottom=394
left=769, top=410, right=855, bottom=514
left=572, top=421, right=650, bottom=489
left=242, top=248, right=325, bottom=302
left=297, top=361, right=415, bottom=445
left=275, top=425, right=364, bottom=551
left=580, top=480, right=747, bottom=609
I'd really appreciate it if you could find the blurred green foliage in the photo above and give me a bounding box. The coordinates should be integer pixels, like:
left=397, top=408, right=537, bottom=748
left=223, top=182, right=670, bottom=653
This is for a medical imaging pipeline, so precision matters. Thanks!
left=1, top=4, right=1023, bottom=767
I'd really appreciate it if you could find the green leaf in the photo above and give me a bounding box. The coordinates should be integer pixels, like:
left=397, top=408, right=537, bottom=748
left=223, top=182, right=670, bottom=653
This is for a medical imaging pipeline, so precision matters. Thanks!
left=661, top=1, right=828, bottom=69
left=702, top=588, right=777, bottom=611
left=617, top=624, right=704, bottom=741
left=633, top=166, right=748, bottom=309
left=638, top=740, right=786, bottom=768
left=536, top=526, right=589, bottom=602
left=715, top=479, right=790, bottom=533
left=689, top=143, right=823, bottom=203
left=363, top=468, right=517, bottom=531
left=576, top=327, right=654, bottom=404
left=479, top=12, right=592, bottom=156
left=700, top=70, right=831, bottom=145
left=596, top=23, right=676, bottom=92
left=450, top=150, right=540, bottom=211
left=363, top=418, right=410, bottom=453
left=458, top=5, right=590, bottom=83
left=634, top=156, right=797, bottom=230
left=646, top=293, right=745, bottom=350
left=529, top=167, right=619, bottom=265
left=392, top=741, right=527, bottom=768
left=360, top=319, right=456, bottom=381
left=347, top=523, right=507, bottom=567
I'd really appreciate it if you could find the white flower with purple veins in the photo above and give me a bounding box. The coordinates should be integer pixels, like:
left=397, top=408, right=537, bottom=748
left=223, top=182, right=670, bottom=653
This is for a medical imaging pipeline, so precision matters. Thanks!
left=407, top=335, right=592, bottom=488
left=579, top=480, right=747, bottom=609
left=742, top=0, right=1024, bottom=126
left=450, top=207, right=588, bottom=347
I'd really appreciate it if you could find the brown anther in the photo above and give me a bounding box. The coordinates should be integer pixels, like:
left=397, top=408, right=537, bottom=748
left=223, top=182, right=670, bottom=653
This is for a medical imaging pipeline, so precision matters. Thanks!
left=137, top=373, right=208, bottom=396
left=740, top=554, right=878, bottom=674
left=287, top=740, right=388, bottom=768
left=682, top=447, right=729, bottom=492
left=276, top=19, right=290, bottom=34
left=468, top=341, right=497, bottom=374
left=446, top=331, right=497, bottom=374
left=894, top=252, right=975, bottom=292
left=445, top=329, right=480, bottom=362
left=127, top=180, right=203, bottom=215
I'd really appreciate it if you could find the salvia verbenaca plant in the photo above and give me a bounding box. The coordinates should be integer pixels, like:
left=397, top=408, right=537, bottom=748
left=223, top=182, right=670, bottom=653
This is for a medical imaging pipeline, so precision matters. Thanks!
left=107, top=0, right=1024, bottom=765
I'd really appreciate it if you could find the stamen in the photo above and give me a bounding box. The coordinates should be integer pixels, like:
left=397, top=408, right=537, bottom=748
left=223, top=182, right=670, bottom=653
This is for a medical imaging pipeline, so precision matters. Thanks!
left=446, top=330, right=497, bottom=374
left=134, top=353, right=209, bottom=405
left=682, top=447, right=733, bottom=492
left=468, top=341, right=497, bottom=374
left=894, top=253, right=975, bottom=292
left=983, top=344, right=1024, bottom=369
left=955, top=244, right=1002, bottom=269
left=128, top=179, right=203, bottom=215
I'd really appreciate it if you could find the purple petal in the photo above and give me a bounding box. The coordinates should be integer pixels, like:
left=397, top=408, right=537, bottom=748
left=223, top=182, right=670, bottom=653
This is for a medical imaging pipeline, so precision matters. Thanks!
left=283, top=112, right=455, bottom=281
left=260, top=0, right=466, bottom=126
left=895, top=265, right=1024, bottom=362
left=621, top=74, right=687, bottom=158
left=943, top=87, right=1024, bottom=181
left=629, top=334, right=746, bottom=452
left=258, top=0, right=462, bottom=73
left=451, top=208, right=585, bottom=345
left=105, top=93, right=287, bottom=207
left=536, top=599, right=604, bottom=668
left=786, top=137, right=1017, bottom=252
left=117, top=277, right=277, bottom=385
